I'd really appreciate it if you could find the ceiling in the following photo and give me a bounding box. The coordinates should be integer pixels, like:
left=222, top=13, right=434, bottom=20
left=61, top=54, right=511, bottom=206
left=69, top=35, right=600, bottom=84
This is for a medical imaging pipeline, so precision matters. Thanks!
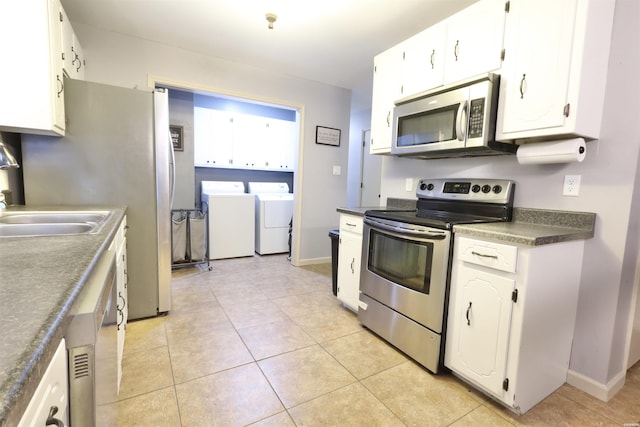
left=60, top=0, right=477, bottom=102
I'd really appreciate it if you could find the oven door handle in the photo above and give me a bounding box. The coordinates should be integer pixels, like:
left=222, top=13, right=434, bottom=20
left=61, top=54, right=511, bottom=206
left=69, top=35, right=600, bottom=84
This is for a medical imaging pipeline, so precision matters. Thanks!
left=364, top=218, right=447, bottom=240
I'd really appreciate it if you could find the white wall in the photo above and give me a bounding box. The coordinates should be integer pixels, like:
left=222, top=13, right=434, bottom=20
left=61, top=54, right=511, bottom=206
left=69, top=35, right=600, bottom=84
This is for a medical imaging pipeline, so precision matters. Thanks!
left=378, top=0, right=640, bottom=396
left=73, top=24, right=351, bottom=263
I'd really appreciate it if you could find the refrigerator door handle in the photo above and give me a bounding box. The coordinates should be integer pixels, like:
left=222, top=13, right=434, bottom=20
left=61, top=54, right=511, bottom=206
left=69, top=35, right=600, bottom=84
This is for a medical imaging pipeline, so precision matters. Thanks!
left=169, top=129, right=175, bottom=209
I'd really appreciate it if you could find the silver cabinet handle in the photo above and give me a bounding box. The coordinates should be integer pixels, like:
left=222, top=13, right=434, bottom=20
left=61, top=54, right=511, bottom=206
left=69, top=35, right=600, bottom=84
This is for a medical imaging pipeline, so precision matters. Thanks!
left=56, top=75, right=64, bottom=97
left=519, top=74, right=527, bottom=99
left=466, top=302, right=472, bottom=326
left=471, top=251, right=498, bottom=259
left=350, top=258, right=354, bottom=274
left=454, top=40, right=460, bottom=61
left=46, top=406, right=65, bottom=427
left=430, top=49, right=435, bottom=69
left=386, top=110, right=391, bottom=127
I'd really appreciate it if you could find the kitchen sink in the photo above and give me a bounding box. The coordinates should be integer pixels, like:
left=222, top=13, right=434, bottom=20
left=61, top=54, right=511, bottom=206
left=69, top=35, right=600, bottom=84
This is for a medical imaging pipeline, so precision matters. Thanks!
left=0, top=223, right=96, bottom=237
left=0, top=210, right=110, bottom=237
left=0, top=211, right=108, bottom=225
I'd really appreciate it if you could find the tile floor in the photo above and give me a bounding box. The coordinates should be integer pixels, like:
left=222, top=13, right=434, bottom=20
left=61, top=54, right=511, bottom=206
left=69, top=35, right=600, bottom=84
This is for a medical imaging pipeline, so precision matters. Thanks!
left=102, top=254, right=640, bottom=426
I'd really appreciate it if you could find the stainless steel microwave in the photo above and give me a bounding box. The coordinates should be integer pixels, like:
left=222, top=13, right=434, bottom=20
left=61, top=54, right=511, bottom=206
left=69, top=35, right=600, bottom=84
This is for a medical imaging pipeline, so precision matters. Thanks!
left=390, top=73, right=516, bottom=158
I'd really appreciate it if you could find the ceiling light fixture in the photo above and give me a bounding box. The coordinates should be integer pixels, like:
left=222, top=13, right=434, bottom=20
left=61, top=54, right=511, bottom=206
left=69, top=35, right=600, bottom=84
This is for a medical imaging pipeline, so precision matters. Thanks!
left=265, top=13, right=277, bottom=30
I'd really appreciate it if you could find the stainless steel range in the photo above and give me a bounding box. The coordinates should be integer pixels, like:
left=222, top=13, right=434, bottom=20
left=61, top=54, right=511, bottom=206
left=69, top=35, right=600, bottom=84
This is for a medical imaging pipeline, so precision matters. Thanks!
left=358, top=178, right=515, bottom=373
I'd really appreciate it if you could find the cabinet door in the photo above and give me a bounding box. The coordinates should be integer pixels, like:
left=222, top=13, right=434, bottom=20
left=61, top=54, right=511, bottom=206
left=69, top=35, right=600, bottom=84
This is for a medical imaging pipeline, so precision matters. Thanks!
left=443, top=0, right=506, bottom=84
left=370, top=45, right=402, bottom=154
left=210, top=110, right=235, bottom=167
left=402, top=23, right=446, bottom=96
left=264, top=118, right=296, bottom=170
left=194, top=107, right=214, bottom=166
left=116, top=233, right=127, bottom=394
left=497, top=0, right=576, bottom=137
left=337, top=231, right=362, bottom=313
left=71, top=33, right=85, bottom=79
left=446, top=265, right=515, bottom=396
left=233, top=113, right=265, bottom=169
left=18, top=339, right=68, bottom=427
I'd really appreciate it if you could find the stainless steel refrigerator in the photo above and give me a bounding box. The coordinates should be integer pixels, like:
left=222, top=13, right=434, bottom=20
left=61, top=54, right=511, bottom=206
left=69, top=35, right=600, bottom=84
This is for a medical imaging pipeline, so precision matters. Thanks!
left=22, top=78, right=172, bottom=320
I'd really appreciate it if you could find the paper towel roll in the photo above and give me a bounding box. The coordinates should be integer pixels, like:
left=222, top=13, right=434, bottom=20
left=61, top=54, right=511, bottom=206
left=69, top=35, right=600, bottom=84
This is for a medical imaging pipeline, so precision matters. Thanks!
left=516, top=138, right=586, bottom=165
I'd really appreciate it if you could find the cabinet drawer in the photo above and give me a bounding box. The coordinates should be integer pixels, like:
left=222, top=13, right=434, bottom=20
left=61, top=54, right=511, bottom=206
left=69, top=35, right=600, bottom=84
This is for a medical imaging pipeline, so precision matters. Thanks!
left=456, top=236, right=518, bottom=273
left=339, top=215, right=363, bottom=235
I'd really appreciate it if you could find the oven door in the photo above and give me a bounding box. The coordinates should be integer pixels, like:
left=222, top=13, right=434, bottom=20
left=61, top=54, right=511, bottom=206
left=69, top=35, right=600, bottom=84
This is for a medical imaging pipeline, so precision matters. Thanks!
left=359, top=216, right=451, bottom=333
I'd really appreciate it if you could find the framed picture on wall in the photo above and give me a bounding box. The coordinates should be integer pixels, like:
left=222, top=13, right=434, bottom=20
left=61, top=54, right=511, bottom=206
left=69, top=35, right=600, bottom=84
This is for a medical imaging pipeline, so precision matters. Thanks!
left=315, top=126, right=341, bottom=147
left=170, top=125, right=184, bottom=152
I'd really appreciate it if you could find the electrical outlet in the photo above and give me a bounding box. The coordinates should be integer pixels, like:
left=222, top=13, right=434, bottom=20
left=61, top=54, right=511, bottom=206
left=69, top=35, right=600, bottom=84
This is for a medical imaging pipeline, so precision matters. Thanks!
left=563, top=175, right=581, bottom=196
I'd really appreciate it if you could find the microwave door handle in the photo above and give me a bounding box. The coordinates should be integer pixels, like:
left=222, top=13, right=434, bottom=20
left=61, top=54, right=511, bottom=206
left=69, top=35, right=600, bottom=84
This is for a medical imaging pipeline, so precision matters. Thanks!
left=456, top=101, right=468, bottom=141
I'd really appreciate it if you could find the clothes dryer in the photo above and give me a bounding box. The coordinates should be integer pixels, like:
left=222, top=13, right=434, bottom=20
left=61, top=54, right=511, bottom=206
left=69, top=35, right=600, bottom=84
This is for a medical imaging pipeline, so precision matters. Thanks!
left=201, top=181, right=255, bottom=259
left=248, top=182, right=294, bottom=255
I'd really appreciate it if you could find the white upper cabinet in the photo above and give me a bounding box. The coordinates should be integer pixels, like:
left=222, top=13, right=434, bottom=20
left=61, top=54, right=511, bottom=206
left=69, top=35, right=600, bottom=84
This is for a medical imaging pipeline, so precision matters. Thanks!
left=496, top=0, right=615, bottom=141
left=369, top=0, right=506, bottom=155
left=402, top=23, right=447, bottom=97
left=263, top=118, right=297, bottom=170
left=194, top=107, right=215, bottom=166
left=443, top=0, right=507, bottom=84
left=370, top=44, right=402, bottom=154
left=0, top=0, right=66, bottom=136
left=194, top=108, right=296, bottom=171
left=60, top=5, right=85, bottom=79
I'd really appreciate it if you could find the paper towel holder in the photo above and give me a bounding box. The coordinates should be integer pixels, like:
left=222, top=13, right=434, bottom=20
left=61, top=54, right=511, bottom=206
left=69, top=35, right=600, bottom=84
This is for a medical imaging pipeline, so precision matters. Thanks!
left=515, top=137, right=587, bottom=165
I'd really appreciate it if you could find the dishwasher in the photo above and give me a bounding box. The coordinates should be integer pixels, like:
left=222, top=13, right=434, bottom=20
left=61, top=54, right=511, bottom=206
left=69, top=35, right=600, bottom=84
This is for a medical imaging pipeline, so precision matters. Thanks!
left=65, top=238, right=118, bottom=426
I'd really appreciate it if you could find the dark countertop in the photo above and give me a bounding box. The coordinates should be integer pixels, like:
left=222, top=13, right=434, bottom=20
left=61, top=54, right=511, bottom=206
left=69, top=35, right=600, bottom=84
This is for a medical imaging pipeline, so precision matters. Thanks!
left=453, top=207, right=596, bottom=246
left=0, top=205, right=126, bottom=427
left=337, top=198, right=417, bottom=217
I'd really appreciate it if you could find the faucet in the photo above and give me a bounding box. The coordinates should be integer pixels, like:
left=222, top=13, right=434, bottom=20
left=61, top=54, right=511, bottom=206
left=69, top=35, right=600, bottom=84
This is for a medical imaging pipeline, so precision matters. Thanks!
left=0, top=133, right=19, bottom=169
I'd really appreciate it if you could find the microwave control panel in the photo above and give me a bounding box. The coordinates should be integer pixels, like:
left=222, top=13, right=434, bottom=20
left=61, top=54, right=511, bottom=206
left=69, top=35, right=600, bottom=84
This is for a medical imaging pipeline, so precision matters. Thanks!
left=468, top=98, right=485, bottom=138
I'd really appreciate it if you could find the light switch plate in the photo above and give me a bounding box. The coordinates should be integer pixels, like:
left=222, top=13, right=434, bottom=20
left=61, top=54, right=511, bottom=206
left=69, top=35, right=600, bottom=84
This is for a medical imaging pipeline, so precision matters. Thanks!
left=405, top=178, right=413, bottom=191
left=332, top=165, right=341, bottom=175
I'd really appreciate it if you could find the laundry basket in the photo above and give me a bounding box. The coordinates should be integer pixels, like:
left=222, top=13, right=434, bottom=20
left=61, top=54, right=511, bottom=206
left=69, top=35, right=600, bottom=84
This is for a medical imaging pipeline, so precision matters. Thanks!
left=171, top=208, right=211, bottom=270
left=188, top=210, right=207, bottom=261
left=171, top=211, right=188, bottom=263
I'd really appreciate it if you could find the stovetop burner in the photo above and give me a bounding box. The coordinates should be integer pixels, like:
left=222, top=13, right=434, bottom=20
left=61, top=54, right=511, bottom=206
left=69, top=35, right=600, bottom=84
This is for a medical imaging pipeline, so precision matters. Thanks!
left=365, top=178, right=515, bottom=230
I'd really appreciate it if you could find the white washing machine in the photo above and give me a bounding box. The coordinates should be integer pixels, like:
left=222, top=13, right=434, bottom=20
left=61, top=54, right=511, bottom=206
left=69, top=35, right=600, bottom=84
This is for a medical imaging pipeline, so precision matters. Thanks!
left=201, top=181, right=255, bottom=259
left=248, top=182, right=294, bottom=255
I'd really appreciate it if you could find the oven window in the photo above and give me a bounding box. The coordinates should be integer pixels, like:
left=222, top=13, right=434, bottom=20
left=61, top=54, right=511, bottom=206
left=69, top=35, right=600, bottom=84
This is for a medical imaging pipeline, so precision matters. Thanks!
left=397, top=104, right=458, bottom=147
left=368, top=229, right=433, bottom=294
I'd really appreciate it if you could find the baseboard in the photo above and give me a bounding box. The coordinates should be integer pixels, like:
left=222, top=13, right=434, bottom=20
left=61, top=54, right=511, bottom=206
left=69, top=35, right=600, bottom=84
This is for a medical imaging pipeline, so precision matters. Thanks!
left=294, top=256, right=331, bottom=266
left=566, top=368, right=626, bottom=401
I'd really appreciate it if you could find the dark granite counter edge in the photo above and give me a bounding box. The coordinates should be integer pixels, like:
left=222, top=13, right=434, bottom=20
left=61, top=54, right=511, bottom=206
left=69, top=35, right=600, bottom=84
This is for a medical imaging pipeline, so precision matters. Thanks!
left=0, top=207, right=126, bottom=427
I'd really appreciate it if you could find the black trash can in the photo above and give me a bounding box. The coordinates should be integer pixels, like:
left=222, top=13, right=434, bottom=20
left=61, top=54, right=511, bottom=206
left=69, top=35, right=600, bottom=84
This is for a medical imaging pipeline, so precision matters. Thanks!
left=328, top=229, right=340, bottom=296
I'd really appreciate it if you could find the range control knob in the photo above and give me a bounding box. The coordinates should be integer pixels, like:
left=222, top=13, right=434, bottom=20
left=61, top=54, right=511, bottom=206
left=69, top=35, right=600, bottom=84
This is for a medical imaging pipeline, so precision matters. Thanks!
left=471, top=184, right=481, bottom=193
left=419, top=182, right=427, bottom=191
left=493, top=185, right=502, bottom=194
left=481, top=184, right=491, bottom=193
left=426, top=183, right=434, bottom=191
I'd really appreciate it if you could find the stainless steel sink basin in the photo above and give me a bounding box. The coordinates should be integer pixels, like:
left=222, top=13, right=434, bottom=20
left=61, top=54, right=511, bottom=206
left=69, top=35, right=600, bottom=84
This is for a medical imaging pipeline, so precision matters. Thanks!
left=0, top=223, right=96, bottom=237
left=0, top=211, right=108, bottom=224
left=0, top=210, right=110, bottom=237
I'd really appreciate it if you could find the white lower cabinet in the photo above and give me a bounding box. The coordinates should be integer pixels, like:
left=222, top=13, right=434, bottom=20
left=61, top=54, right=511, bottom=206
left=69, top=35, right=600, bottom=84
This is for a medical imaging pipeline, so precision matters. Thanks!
left=336, top=214, right=363, bottom=312
left=115, top=216, right=128, bottom=393
left=446, top=236, right=585, bottom=414
left=18, top=339, right=68, bottom=427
